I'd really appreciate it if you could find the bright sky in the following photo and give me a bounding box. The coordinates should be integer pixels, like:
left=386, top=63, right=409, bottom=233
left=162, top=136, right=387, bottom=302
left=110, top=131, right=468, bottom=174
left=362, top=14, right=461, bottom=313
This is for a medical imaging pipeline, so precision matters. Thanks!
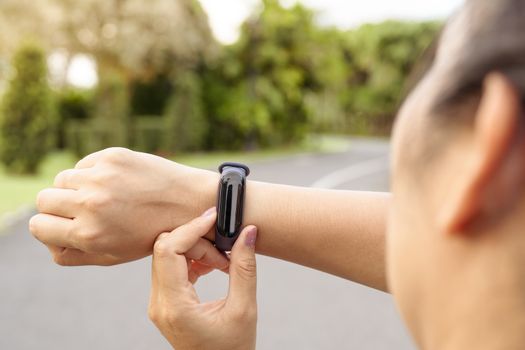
left=199, top=0, right=464, bottom=44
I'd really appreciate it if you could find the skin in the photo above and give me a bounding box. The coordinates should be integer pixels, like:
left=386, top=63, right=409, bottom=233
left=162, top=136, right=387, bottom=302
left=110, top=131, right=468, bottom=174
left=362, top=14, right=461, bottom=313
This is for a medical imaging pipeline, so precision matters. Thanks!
left=149, top=208, right=258, bottom=350
left=30, top=2, right=525, bottom=349
left=388, top=5, right=525, bottom=348
left=150, top=61, right=525, bottom=350
left=29, top=139, right=388, bottom=349
left=30, top=149, right=389, bottom=290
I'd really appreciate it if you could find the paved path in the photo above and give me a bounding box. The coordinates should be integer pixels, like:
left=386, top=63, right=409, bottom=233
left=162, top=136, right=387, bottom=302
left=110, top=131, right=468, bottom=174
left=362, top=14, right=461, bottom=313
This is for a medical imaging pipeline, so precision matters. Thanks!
left=0, top=138, right=416, bottom=350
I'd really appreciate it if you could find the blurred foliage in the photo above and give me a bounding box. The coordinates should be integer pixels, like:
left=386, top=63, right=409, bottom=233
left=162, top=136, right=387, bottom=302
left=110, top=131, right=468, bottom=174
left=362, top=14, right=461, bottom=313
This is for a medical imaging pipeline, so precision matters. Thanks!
left=57, top=89, right=93, bottom=121
left=130, top=74, right=172, bottom=116
left=164, top=70, right=208, bottom=153
left=0, top=43, right=57, bottom=174
left=0, top=0, right=442, bottom=164
left=130, top=117, right=165, bottom=154
left=54, top=0, right=216, bottom=81
left=93, top=70, right=130, bottom=146
left=65, top=72, right=129, bottom=156
left=201, top=2, right=440, bottom=148
left=340, top=20, right=441, bottom=134
left=56, top=88, right=93, bottom=148
left=203, top=0, right=330, bottom=149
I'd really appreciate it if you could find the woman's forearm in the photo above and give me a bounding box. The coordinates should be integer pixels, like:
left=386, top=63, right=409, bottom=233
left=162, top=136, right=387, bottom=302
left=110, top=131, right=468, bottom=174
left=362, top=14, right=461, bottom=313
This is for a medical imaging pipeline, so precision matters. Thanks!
left=192, top=171, right=389, bottom=291
left=31, top=148, right=388, bottom=290
left=247, top=182, right=389, bottom=291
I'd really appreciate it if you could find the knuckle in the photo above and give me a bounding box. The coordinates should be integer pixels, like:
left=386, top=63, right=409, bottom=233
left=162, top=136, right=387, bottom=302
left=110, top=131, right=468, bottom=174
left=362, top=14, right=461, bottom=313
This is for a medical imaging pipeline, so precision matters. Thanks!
left=81, top=192, right=111, bottom=211
left=153, top=239, right=173, bottom=258
left=101, top=147, right=131, bottom=163
left=157, top=232, right=170, bottom=241
left=74, top=158, right=86, bottom=169
left=150, top=303, right=189, bottom=330
left=149, top=305, right=180, bottom=327
left=235, top=258, right=257, bottom=279
left=79, top=228, right=102, bottom=251
left=53, top=170, right=69, bottom=187
left=91, top=168, right=116, bottom=184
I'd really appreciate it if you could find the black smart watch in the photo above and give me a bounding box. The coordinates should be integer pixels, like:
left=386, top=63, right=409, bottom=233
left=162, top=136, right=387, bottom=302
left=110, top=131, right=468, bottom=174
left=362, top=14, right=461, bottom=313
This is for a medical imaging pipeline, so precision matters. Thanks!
left=215, top=162, right=250, bottom=252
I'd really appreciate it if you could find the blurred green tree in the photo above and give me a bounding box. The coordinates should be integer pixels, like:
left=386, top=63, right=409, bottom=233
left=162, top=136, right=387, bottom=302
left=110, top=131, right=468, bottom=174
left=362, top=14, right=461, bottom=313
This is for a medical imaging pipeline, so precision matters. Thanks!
left=54, top=0, right=215, bottom=86
left=341, top=21, right=440, bottom=134
left=56, top=88, right=94, bottom=149
left=0, top=43, right=56, bottom=174
left=0, top=0, right=442, bottom=154
left=164, top=70, right=208, bottom=152
left=53, top=0, right=216, bottom=152
left=65, top=71, right=130, bottom=157
left=203, top=0, right=344, bottom=149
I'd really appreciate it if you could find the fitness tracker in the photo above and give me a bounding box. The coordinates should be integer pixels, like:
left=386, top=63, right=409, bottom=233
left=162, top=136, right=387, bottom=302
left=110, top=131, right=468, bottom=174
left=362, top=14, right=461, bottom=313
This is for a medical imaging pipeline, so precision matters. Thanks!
left=215, top=162, right=250, bottom=252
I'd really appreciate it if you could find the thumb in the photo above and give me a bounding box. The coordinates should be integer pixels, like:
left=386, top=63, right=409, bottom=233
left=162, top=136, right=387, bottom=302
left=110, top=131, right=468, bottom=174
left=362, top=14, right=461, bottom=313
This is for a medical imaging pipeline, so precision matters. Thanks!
left=226, top=225, right=258, bottom=312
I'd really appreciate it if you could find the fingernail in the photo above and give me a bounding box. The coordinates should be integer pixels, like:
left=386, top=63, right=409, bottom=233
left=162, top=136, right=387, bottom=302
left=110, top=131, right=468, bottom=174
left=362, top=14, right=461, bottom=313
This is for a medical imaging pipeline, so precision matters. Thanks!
left=245, top=226, right=257, bottom=248
left=201, top=207, right=216, bottom=217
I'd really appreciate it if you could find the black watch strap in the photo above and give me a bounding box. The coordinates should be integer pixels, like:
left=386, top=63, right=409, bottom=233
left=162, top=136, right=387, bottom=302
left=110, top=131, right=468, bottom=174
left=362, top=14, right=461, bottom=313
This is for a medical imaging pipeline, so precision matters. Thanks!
left=215, top=162, right=250, bottom=251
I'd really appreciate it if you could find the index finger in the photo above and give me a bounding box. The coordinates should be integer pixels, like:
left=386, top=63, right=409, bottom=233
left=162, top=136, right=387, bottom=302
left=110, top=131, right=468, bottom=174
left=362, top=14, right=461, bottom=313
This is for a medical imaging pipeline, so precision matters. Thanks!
left=152, top=208, right=217, bottom=298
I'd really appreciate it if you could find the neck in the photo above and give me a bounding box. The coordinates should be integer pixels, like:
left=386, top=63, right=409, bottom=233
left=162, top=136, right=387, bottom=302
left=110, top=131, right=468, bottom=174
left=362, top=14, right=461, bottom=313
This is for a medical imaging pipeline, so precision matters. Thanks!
left=420, top=222, right=525, bottom=350
left=419, top=278, right=525, bottom=350
left=432, top=308, right=525, bottom=350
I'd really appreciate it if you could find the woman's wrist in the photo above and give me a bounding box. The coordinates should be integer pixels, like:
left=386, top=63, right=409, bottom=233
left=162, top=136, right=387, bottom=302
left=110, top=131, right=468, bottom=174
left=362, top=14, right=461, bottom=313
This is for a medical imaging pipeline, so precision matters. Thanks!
left=166, top=164, right=219, bottom=238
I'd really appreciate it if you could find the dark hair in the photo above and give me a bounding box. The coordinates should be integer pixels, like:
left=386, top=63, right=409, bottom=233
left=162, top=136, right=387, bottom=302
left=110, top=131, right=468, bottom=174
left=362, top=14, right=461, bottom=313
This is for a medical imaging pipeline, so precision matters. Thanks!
left=431, top=0, right=525, bottom=116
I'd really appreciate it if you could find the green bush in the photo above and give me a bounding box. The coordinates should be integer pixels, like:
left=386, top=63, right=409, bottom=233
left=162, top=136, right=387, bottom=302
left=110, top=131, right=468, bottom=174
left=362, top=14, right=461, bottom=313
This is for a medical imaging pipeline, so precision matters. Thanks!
left=65, top=118, right=128, bottom=157
left=57, top=11, right=440, bottom=157
left=56, top=88, right=94, bottom=149
left=164, top=70, right=208, bottom=153
left=130, top=74, right=173, bottom=117
left=0, top=43, right=56, bottom=174
left=93, top=71, right=130, bottom=148
left=340, top=21, right=441, bottom=134
left=131, top=116, right=165, bottom=154
left=57, top=89, right=93, bottom=121
left=65, top=77, right=131, bottom=157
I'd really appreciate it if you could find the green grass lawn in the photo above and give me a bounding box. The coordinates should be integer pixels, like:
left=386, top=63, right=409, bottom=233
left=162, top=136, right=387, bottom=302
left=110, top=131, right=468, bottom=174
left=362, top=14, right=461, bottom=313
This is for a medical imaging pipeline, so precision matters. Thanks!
left=0, top=135, right=351, bottom=226
left=0, top=152, right=77, bottom=220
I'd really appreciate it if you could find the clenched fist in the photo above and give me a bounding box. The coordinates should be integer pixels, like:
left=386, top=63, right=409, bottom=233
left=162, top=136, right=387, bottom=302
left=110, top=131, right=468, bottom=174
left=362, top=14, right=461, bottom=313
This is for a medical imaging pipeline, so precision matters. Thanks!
left=29, top=147, right=217, bottom=266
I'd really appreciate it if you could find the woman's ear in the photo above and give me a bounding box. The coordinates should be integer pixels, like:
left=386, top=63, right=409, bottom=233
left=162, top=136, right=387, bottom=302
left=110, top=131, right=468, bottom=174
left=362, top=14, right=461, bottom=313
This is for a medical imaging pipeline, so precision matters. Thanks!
left=439, top=72, right=522, bottom=234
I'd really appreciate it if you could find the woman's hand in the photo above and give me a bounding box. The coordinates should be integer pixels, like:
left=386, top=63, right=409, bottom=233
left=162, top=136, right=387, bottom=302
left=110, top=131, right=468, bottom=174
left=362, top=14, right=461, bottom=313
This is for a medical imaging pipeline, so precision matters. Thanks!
left=29, top=147, right=217, bottom=266
left=149, top=207, right=258, bottom=350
